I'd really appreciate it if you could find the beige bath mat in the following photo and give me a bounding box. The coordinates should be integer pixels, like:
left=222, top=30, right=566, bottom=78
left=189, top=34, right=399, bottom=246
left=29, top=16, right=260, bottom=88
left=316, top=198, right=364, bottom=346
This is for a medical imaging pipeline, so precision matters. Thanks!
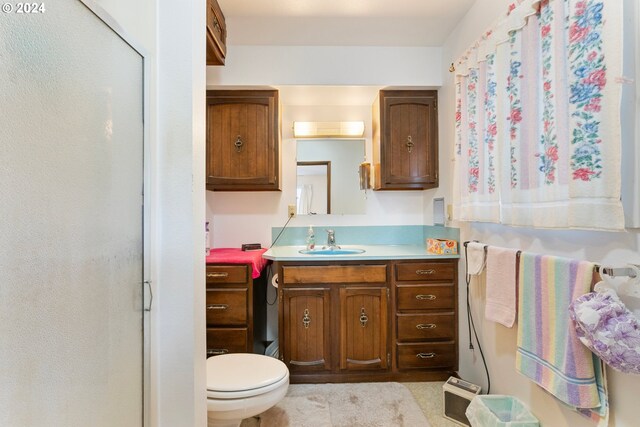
left=241, top=382, right=431, bottom=427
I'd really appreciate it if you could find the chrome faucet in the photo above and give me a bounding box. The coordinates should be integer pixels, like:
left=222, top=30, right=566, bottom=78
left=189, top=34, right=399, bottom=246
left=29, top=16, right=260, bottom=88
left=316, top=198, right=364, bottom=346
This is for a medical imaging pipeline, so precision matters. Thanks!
left=325, top=229, right=340, bottom=250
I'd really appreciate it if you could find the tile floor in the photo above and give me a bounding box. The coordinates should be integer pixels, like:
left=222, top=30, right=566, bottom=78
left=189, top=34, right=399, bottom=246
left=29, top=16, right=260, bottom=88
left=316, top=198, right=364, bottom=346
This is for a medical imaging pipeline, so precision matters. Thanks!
left=404, top=382, right=460, bottom=427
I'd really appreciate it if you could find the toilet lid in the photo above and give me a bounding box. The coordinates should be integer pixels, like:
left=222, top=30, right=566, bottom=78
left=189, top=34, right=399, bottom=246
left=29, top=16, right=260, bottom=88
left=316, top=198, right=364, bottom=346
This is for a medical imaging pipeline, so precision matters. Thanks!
left=206, top=353, right=288, bottom=393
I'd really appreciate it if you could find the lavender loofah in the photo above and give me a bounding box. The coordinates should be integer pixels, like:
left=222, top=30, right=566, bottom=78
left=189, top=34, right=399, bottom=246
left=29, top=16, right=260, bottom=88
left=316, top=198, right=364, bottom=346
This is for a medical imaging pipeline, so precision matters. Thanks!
left=569, top=288, right=640, bottom=374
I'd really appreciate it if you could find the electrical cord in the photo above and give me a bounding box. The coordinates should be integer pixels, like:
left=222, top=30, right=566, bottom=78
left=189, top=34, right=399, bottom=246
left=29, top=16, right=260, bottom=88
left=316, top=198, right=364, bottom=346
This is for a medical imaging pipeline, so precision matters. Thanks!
left=269, top=213, right=294, bottom=248
left=266, top=212, right=295, bottom=305
left=465, top=242, right=491, bottom=394
left=266, top=263, right=277, bottom=305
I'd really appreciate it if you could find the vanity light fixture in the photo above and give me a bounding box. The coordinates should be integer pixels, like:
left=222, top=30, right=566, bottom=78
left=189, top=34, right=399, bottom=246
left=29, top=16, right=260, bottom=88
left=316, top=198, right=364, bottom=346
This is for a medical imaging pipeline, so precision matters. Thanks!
left=293, top=121, right=365, bottom=138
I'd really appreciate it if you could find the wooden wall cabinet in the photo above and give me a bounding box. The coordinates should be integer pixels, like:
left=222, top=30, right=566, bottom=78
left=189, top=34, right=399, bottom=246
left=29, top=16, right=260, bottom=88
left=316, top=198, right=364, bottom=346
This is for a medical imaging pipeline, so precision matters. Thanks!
left=206, top=0, right=226, bottom=66
left=205, top=264, right=266, bottom=357
left=372, top=90, right=439, bottom=190
left=206, top=90, right=280, bottom=191
left=277, top=259, right=457, bottom=383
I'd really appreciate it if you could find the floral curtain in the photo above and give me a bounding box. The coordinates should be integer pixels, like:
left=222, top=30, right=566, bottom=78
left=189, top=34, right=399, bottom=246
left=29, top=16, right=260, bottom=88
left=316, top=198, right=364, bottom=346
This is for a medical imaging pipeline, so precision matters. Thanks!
left=454, top=0, right=625, bottom=230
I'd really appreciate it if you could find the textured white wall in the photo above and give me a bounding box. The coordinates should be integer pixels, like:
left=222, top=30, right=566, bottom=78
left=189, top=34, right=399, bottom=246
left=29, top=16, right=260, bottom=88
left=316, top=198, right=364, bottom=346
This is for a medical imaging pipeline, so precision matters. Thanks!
left=442, top=1, right=640, bottom=426
left=156, top=0, right=208, bottom=426
left=207, top=46, right=443, bottom=86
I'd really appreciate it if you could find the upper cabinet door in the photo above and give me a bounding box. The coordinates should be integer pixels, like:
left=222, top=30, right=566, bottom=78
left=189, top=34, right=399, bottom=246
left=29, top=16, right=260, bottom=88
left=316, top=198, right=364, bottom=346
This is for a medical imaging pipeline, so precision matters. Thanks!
left=373, top=90, right=439, bottom=190
left=206, top=0, right=226, bottom=66
left=206, top=90, right=281, bottom=191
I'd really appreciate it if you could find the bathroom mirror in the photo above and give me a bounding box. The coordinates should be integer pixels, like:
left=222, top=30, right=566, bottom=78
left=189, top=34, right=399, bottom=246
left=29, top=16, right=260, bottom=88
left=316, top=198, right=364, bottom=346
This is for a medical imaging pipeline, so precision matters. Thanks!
left=296, top=139, right=366, bottom=215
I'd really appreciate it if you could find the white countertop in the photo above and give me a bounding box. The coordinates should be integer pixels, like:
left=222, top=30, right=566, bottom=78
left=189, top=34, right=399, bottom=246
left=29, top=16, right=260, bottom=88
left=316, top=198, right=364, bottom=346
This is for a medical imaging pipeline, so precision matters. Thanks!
left=262, top=244, right=459, bottom=262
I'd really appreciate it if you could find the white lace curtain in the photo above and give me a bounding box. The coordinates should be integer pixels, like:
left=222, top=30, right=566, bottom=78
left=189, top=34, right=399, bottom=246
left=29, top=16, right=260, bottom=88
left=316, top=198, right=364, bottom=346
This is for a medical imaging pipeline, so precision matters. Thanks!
left=453, top=0, right=625, bottom=230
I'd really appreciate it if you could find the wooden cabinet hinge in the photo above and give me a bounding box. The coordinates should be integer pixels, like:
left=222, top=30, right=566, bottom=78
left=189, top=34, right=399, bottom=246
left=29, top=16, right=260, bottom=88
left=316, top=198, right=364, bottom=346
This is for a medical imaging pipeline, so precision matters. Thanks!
left=386, top=288, right=390, bottom=300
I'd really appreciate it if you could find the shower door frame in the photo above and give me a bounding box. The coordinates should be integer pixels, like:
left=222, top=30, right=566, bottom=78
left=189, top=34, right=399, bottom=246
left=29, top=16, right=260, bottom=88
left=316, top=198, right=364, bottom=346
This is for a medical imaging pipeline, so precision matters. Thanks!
left=79, top=1, right=152, bottom=425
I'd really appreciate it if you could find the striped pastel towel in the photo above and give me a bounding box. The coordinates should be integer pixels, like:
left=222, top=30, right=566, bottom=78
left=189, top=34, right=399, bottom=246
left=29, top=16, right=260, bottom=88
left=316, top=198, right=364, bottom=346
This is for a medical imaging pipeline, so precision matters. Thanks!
left=516, top=253, right=608, bottom=425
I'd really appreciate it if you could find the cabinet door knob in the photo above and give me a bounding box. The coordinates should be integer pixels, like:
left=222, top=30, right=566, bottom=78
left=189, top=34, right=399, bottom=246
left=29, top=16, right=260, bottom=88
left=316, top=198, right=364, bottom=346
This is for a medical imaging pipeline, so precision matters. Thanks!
left=416, top=294, right=436, bottom=300
left=359, top=307, right=369, bottom=327
left=416, top=269, right=436, bottom=275
left=416, top=352, right=436, bottom=359
left=416, top=323, right=436, bottom=330
left=207, top=272, right=229, bottom=279
left=406, top=135, right=414, bottom=153
left=234, top=135, right=244, bottom=152
left=206, top=304, right=228, bottom=310
left=302, top=308, right=311, bottom=329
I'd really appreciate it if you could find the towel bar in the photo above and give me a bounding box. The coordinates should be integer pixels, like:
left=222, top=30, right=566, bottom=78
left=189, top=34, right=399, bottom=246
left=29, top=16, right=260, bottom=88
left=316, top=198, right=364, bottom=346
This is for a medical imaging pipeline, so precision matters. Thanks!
left=463, top=241, right=639, bottom=278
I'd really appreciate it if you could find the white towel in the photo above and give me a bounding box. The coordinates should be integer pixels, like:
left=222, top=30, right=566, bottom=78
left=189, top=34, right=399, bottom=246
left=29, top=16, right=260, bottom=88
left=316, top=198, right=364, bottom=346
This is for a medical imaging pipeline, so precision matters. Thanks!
left=485, top=246, right=518, bottom=327
left=465, top=242, right=486, bottom=275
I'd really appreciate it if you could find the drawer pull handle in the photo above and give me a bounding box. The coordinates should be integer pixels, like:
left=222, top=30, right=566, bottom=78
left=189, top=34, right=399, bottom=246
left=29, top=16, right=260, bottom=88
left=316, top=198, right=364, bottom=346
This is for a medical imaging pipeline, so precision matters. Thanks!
left=207, top=272, right=229, bottom=279
left=416, top=269, right=436, bottom=275
left=359, top=307, right=369, bottom=327
left=416, top=294, right=436, bottom=300
left=207, top=349, right=229, bottom=356
left=416, top=352, right=436, bottom=359
left=207, top=304, right=228, bottom=310
left=302, top=308, right=311, bottom=329
left=416, top=323, right=436, bottom=330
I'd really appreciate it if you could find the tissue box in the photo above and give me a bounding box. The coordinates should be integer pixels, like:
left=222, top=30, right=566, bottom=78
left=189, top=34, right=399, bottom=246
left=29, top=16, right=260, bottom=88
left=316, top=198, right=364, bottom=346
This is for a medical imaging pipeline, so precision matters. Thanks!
left=427, top=238, right=458, bottom=255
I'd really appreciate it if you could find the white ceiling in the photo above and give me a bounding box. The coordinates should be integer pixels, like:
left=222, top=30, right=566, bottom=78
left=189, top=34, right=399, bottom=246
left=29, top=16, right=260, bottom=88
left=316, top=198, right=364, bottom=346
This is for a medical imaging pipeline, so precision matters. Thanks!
left=218, top=0, right=475, bottom=46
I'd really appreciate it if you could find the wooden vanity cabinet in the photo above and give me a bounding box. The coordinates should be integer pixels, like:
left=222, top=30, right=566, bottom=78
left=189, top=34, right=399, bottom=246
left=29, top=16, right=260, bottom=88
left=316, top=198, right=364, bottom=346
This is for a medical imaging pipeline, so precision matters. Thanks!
left=206, top=0, right=226, bottom=66
left=278, top=263, right=390, bottom=382
left=372, top=90, right=439, bottom=190
left=206, top=90, right=280, bottom=191
left=205, top=264, right=267, bottom=357
left=277, top=259, right=457, bottom=383
left=393, top=260, right=458, bottom=375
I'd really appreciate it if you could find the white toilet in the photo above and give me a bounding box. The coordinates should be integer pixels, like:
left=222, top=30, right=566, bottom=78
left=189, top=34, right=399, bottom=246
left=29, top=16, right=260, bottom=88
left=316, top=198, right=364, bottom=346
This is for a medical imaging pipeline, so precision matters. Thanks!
left=206, top=353, right=290, bottom=427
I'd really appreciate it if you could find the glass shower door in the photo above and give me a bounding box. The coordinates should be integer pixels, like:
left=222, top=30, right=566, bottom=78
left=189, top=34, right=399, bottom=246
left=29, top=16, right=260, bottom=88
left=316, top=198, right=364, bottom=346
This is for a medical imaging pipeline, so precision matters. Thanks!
left=0, top=1, right=146, bottom=425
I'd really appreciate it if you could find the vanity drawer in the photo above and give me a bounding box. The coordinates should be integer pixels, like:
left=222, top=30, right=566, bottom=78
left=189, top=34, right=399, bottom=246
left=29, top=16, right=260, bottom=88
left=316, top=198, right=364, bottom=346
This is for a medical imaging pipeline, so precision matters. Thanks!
left=396, top=312, right=455, bottom=341
left=206, top=265, right=248, bottom=285
left=282, top=265, right=387, bottom=284
left=395, top=262, right=455, bottom=282
left=206, top=328, right=248, bottom=356
left=396, top=284, right=454, bottom=310
left=206, top=288, right=248, bottom=325
left=396, top=342, right=456, bottom=369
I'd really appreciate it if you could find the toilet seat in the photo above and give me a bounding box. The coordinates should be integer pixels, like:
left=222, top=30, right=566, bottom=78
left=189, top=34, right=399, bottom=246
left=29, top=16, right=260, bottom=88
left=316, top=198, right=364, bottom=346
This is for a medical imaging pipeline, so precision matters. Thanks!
left=206, top=353, right=289, bottom=400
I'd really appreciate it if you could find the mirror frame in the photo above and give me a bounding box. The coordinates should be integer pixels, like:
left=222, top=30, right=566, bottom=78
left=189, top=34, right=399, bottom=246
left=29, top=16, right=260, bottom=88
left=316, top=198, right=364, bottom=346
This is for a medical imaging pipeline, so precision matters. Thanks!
left=297, top=161, right=331, bottom=214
